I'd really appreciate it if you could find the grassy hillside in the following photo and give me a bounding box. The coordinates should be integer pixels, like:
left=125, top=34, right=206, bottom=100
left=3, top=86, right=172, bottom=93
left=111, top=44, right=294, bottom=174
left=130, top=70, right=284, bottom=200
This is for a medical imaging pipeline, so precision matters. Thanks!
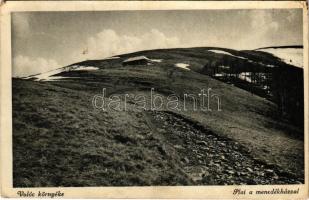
left=13, top=47, right=304, bottom=186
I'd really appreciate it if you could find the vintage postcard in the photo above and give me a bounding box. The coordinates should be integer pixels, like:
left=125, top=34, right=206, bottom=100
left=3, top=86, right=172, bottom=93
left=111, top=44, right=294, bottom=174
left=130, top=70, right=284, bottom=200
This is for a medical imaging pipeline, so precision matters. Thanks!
left=0, top=1, right=308, bottom=199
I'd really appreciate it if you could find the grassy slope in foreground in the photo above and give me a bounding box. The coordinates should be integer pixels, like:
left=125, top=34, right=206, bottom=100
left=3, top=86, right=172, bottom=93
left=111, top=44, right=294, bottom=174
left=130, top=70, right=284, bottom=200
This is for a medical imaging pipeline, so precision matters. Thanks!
left=13, top=47, right=304, bottom=186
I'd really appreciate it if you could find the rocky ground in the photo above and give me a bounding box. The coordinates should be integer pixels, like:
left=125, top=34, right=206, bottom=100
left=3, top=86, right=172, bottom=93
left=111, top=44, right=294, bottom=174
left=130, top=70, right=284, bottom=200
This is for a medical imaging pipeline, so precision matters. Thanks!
left=147, top=110, right=304, bottom=185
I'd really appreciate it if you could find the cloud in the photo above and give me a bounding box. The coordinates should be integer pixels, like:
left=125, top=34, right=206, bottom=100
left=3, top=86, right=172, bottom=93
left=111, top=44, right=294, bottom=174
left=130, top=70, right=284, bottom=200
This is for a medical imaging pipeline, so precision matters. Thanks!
left=287, top=10, right=298, bottom=22
left=13, top=29, right=179, bottom=77
left=13, top=55, right=59, bottom=77
left=71, top=29, right=180, bottom=61
left=12, top=13, right=31, bottom=38
left=234, top=10, right=280, bottom=49
left=250, top=10, right=279, bottom=32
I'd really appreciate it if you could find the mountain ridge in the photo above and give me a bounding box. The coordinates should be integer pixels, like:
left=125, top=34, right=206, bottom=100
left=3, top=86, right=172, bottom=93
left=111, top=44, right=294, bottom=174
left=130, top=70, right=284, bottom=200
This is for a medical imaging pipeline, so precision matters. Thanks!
left=22, top=45, right=303, bottom=80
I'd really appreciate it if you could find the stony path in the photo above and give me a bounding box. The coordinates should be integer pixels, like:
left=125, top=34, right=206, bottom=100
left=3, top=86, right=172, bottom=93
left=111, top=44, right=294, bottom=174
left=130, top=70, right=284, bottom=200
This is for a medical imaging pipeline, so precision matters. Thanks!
left=148, top=110, right=303, bottom=185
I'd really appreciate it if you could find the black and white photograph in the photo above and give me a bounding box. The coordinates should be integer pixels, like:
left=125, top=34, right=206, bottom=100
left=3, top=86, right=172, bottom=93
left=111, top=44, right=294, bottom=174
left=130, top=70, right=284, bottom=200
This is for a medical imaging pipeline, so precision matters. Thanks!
left=0, top=1, right=308, bottom=199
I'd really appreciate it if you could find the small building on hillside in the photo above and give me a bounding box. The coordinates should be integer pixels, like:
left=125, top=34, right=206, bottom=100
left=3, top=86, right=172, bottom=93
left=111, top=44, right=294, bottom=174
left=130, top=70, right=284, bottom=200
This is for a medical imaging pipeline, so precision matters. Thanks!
left=122, top=56, right=150, bottom=66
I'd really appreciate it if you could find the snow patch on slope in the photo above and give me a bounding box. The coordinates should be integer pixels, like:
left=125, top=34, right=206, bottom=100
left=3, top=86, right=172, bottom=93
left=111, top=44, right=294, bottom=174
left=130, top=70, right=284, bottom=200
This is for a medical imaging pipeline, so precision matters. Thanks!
left=26, top=65, right=99, bottom=81
left=175, top=63, right=190, bottom=70
left=71, top=66, right=99, bottom=71
left=208, top=50, right=248, bottom=60
left=30, top=68, right=66, bottom=81
left=123, top=56, right=163, bottom=63
left=150, top=59, right=162, bottom=63
left=238, top=72, right=252, bottom=83
left=258, top=48, right=303, bottom=68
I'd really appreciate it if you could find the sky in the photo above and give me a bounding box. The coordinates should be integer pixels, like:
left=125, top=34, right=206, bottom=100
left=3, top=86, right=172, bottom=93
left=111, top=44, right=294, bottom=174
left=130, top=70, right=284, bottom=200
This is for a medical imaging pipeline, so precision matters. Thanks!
left=12, top=9, right=303, bottom=77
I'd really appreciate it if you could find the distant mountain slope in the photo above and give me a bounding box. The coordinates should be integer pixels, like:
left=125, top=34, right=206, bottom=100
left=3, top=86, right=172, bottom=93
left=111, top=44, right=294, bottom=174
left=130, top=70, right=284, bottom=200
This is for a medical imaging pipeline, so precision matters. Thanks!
left=14, top=46, right=304, bottom=186
left=257, top=46, right=303, bottom=68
